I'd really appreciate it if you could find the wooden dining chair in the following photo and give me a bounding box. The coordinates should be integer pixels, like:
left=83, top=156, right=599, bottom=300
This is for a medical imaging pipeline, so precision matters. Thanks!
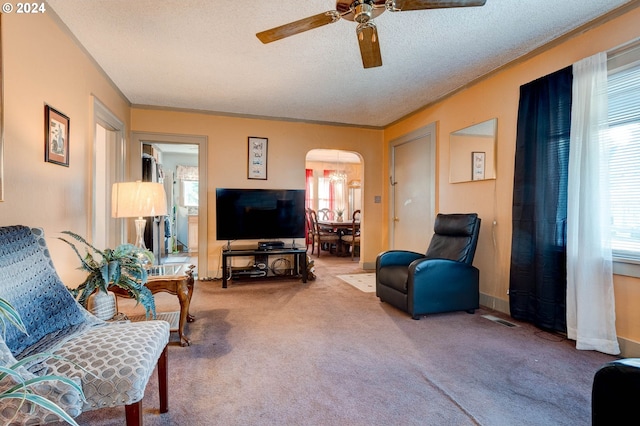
left=305, top=208, right=315, bottom=253
left=317, top=208, right=334, bottom=221
left=316, top=208, right=337, bottom=234
left=309, top=209, right=340, bottom=257
left=340, top=210, right=361, bottom=260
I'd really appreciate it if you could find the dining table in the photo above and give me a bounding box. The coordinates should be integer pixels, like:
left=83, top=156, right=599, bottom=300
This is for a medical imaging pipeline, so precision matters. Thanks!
left=317, top=219, right=360, bottom=256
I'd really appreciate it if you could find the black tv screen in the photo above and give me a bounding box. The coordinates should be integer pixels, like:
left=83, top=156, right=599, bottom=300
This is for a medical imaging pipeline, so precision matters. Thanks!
left=216, top=188, right=306, bottom=241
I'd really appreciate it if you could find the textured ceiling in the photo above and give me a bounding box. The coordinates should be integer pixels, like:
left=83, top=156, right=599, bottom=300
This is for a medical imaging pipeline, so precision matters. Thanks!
left=47, top=0, right=635, bottom=128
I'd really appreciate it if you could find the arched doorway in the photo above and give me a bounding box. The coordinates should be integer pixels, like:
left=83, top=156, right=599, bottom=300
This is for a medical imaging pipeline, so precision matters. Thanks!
left=305, top=149, right=362, bottom=217
left=305, top=149, right=363, bottom=259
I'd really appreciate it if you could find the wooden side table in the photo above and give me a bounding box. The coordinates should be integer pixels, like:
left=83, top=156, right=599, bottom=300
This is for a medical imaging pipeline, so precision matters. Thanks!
left=113, top=264, right=196, bottom=347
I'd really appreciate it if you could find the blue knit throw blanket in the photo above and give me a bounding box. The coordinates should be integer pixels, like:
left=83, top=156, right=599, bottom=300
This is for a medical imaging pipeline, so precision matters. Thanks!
left=0, top=226, right=90, bottom=356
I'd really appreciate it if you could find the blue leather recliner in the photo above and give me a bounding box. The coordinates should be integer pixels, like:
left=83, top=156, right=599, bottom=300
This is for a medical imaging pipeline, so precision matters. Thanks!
left=375, top=213, right=481, bottom=319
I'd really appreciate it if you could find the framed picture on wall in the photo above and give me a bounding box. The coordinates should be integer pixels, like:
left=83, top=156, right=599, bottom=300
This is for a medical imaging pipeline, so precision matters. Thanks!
left=472, top=151, right=485, bottom=181
left=248, top=136, right=268, bottom=180
left=45, top=105, right=70, bottom=167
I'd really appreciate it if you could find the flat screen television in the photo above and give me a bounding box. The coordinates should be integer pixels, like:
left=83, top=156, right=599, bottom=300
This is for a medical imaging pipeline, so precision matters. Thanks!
left=215, top=188, right=306, bottom=241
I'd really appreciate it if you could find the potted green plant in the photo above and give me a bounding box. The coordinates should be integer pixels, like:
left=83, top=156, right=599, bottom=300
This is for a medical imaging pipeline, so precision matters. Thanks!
left=58, top=231, right=156, bottom=319
left=0, top=297, right=84, bottom=426
left=335, top=208, right=344, bottom=222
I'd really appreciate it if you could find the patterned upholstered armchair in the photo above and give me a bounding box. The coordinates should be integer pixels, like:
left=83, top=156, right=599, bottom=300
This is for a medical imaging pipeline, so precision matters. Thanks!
left=0, top=226, right=170, bottom=425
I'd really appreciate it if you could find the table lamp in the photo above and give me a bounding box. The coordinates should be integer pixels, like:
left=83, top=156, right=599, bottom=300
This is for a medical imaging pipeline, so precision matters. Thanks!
left=112, top=181, right=168, bottom=249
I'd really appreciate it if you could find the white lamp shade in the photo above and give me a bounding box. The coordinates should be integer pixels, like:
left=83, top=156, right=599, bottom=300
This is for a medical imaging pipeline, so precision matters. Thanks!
left=112, top=182, right=168, bottom=218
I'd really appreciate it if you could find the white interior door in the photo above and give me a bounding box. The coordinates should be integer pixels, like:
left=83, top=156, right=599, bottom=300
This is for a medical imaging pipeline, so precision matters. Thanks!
left=390, top=123, right=436, bottom=252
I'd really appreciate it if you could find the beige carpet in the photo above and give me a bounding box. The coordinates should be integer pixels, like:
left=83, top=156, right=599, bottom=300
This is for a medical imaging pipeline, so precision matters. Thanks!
left=71, top=256, right=618, bottom=426
left=337, top=273, right=376, bottom=293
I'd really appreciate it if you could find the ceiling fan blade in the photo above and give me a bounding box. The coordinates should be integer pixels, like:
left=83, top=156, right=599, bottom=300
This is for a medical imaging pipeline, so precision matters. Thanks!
left=256, top=11, right=340, bottom=44
left=391, top=0, right=486, bottom=11
left=357, top=23, right=382, bottom=69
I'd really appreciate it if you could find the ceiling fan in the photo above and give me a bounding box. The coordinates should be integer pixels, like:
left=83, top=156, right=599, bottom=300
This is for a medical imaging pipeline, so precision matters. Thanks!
left=256, top=0, right=487, bottom=69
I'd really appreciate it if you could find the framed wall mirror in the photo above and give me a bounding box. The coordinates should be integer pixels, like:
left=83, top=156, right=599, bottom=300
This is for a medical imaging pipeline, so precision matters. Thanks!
left=449, top=118, right=497, bottom=183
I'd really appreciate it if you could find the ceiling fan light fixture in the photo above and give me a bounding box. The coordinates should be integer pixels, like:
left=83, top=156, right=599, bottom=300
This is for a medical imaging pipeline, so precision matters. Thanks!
left=354, top=2, right=373, bottom=23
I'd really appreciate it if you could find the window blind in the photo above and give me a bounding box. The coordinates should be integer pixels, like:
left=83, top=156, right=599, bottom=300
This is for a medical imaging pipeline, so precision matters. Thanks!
left=607, top=60, right=640, bottom=261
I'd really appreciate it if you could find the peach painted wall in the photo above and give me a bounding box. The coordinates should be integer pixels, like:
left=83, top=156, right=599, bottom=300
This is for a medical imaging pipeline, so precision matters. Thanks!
left=2, top=5, right=639, bottom=351
left=384, top=6, right=640, bottom=348
left=130, top=108, right=384, bottom=277
left=0, top=12, right=131, bottom=285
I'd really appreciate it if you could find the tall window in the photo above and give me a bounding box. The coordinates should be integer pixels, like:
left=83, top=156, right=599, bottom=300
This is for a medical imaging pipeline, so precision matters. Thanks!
left=333, top=179, right=346, bottom=213
left=305, top=169, right=314, bottom=209
left=607, top=45, right=640, bottom=262
left=318, top=171, right=331, bottom=211
left=318, top=170, right=341, bottom=212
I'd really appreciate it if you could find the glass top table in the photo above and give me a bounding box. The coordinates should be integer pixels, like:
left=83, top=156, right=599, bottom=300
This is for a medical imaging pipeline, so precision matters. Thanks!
left=147, top=263, right=191, bottom=278
left=114, top=263, right=196, bottom=346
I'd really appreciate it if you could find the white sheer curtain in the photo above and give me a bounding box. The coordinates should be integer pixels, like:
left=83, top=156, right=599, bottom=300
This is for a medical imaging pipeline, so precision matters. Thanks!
left=567, top=52, right=620, bottom=355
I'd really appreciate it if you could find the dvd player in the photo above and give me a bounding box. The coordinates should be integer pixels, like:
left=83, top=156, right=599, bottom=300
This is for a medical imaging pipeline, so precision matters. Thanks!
left=258, top=241, right=285, bottom=250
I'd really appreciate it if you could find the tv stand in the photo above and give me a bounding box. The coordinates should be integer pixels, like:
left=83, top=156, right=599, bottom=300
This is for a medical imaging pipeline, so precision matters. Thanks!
left=221, top=244, right=307, bottom=288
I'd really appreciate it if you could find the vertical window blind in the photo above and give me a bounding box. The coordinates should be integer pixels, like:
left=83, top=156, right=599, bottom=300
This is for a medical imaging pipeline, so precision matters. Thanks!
left=607, top=57, right=640, bottom=261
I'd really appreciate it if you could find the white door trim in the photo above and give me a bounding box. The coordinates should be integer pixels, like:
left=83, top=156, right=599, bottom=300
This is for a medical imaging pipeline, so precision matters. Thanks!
left=131, top=131, right=208, bottom=277
left=93, top=97, right=126, bottom=246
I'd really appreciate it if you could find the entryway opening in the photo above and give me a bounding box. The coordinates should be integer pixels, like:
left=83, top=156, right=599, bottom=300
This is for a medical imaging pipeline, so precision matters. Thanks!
left=305, top=149, right=363, bottom=260
left=142, top=142, right=199, bottom=267
left=131, top=132, right=208, bottom=277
